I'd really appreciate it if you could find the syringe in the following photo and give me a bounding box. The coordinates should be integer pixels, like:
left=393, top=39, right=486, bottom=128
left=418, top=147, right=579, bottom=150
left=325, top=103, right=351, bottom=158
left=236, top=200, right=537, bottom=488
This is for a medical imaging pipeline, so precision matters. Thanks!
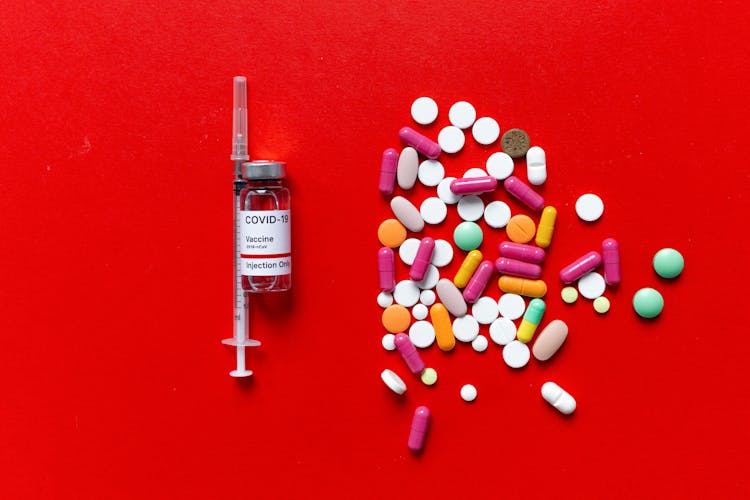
left=221, top=76, right=260, bottom=377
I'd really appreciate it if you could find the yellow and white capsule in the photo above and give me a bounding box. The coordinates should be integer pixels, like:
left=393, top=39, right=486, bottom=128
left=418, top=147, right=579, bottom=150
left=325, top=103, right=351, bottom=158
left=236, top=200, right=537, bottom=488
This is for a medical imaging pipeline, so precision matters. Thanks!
left=535, top=206, right=557, bottom=248
left=454, top=250, right=482, bottom=288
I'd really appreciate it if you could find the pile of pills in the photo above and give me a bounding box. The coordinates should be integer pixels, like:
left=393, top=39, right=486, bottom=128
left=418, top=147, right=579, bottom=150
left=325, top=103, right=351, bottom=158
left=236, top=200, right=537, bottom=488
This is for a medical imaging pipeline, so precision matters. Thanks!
left=376, top=97, right=684, bottom=453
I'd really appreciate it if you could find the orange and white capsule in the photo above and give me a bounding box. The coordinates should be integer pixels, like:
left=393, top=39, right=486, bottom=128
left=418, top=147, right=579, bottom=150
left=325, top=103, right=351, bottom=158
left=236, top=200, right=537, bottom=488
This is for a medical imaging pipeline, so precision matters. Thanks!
left=535, top=206, right=557, bottom=248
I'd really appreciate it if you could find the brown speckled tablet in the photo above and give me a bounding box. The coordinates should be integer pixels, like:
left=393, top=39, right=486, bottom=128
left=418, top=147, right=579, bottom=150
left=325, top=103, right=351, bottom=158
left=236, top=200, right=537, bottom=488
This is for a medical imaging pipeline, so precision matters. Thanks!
left=501, top=128, right=530, bottom=158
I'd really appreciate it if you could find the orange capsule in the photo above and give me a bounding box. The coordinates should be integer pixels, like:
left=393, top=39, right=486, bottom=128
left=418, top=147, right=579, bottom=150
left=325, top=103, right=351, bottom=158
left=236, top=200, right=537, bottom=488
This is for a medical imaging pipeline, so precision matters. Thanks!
left=429, top=303, right=455, bottom=351
left=498, top=276, right=547, bottom=298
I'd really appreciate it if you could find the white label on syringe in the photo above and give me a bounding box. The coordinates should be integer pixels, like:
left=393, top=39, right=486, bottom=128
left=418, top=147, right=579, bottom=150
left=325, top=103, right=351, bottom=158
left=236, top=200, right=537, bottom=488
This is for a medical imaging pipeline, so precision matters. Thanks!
left=240, top=210, right=291, bottom=276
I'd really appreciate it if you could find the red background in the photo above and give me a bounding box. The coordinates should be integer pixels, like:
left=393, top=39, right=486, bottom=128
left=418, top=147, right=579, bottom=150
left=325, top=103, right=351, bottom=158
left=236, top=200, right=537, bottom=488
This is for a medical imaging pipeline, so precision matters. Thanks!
left=1, top=1, right=749, bottom=498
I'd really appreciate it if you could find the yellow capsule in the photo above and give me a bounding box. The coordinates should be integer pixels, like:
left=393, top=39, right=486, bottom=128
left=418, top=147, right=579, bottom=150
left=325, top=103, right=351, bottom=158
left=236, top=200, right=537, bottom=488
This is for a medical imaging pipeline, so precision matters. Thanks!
left=535, top=206, right=557, bottom=249
left=454, top=250, right=483, bottom=288
left=429, top=304, right=455, bottom=351
left=498, top=276, right=547, bottom=298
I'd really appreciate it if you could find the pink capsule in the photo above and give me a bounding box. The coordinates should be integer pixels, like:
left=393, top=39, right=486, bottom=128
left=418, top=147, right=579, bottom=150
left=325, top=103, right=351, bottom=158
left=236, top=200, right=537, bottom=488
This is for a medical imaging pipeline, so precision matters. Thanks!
left=462, top=260, right=494, bottom=303
left=495, top=257, right=542, bottom=279
left=409, top=237, right=435, bottom=281
left=503, top=176, right=544, bottom=211
left=559, top=251, right=602, bottom=283
left=379, top=148, right=399, bottom=195
left=378, top=247, right=395, bottom=292
left=399, top=127, right=441, bottom=159
left=450, top=176, right=498, bottom=195
left=602, top=238, right=621, bottom=286
left=394, top=333, right=426, bottom=375
left=498, top=241, right=546, bottom=264
left=407, top=405, right=431, bottom=453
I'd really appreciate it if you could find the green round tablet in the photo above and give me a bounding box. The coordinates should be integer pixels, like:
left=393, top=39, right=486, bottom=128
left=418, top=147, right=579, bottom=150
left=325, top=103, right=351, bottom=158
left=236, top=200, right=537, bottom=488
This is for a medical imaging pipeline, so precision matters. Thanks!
left=453, top=222, right=483, bottom=251
left=561, top=286, right=578, bottom=304
left=653, top=248, right=684, bottom=278
left=593, top=296, right=610, bottom=314
left=632, top=288, right=664, bottom=318
left=421, top=367, right=438, bottom=386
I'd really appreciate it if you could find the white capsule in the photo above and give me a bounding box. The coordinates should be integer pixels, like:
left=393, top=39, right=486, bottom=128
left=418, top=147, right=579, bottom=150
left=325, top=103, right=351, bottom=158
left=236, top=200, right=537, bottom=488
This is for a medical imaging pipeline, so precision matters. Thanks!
left=526, top=146, right=547, bottom=185
left=541, top=381, right=576, bottom=415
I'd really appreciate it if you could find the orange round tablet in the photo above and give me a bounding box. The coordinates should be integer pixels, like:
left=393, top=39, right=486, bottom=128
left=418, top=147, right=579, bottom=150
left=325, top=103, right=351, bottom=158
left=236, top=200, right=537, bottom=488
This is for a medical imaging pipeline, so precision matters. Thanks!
left=382, top=304, right=411, bottom=333
left=378, top=218, right=407, bottom=248
left=506, top=214, right=536, bottom=243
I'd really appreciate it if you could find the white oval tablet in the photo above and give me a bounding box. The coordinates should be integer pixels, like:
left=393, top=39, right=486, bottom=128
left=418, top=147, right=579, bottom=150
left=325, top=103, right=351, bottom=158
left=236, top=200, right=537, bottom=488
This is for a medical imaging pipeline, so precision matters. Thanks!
left=409, top=320, right=436, bottom=348
left=471, top=335, right=489, bottom=352
left=498, top=293, right=525, bottom=320
left=377, top=291, right=394, bottom=308
left=472, top=117, right=500, bottom=145
left=449, top=101, right=476, bottom=129
left=503, top=340, right=530, bottom=368
left=457, top=195, right=484, bottom=222
left=381, top=369, right=407, bottom=395
left=486, top=152, right=514, bottom=180
left=414, top=264, right=439, bottom=290
left=463, top=168, right=487, bottom=178
left=419, top=289, right=436, bottom=306
left=578, top=272, right=606, bottom=299
left=460, top=384, right=478, bottom=402
left=438, top=126, right=465, bottom=154
left=397, top=147, right=419, bottom=190
left=417, top=159, right=445, bottom=187
left=575, top=193, right=604, bottom=222
left=420, top=197, right=447, bottom=225
left=394, top=280, right=420, bottom=307
left=541, top=381, right=576, bottom=415
left=398, top=238, right=420, bottom=265
left=437, top=177, right=462, bottom=204
left=483, top=201, right=511, bottom=228
left=411, top=97, right=438, bottom=125
left=471, top=297, right=499, bottom=325
left=391, top=196, right=424, bottom=232
left=412, top=303, right=428, bottom=321
left=382, top=333, right=396, bottom=351
left=489, top=317, right=517, bottom=345
left=452, top=315, right=480, bottom=342
left=431, top=239, right=454, bottom=267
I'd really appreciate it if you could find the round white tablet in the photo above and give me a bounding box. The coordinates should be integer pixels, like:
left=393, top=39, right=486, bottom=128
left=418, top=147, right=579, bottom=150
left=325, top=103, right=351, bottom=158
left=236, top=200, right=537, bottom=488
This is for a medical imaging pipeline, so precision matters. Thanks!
left=411, top=97, right=438, bottom=125
left=431, top=239, right=454, bottom=267
left=489, top=317, right=517, bottom=345
left=472, top=117, right=500, bottom=145
left=463, top=168, right=487, bottom=178
left=438, top=126, right=465, bottom=154
left=483, top=201, right=511, bottom=228
left=418, top=159, right=445, bottom=187
left=419, top=289, right=436, bottom=306
left=449, top=101, right=476, bottom=129
left=437, top=177, right=462, bottom=204
left=394, top=280, right=420, bottom=307
left=381, top=369, right=407, bottom=394
left=503, top=340, right=530, bottom=368
left=420, top=197, right=447, bottom=225
left=414, top=264, right=439, bottom=290
left=471, top=297, right=499, bottom=325
left=412, top=303, right=429, bottom=320
left=471, top=335, right=489, bottom=353
left=409, top=320, right=436, bottom=348
left=575, top=193, right=604, bottom=222
left=452, top=315, right=480, bottom=342
left=398, top=238, right=420, bottom=265
left=486, top=152, right=514, bottom=180
left=381, top=333, right=396, bottom=351
left=460, top=384, right=478, bottom=402
left=377, top=291, right=394, bottom=308
left=578, top=272, right=606, bottom=299
left=457, top=195, right=484, bottom=222
left=498, top=293, right=525, bottom=320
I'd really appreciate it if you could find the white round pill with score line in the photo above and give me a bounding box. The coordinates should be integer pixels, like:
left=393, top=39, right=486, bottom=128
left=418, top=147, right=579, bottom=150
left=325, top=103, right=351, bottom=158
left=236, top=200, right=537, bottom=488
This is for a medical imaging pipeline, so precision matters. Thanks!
left=472, top=117, right=500, bottom=145
left=498, top=293, right=525, bottom=320
left=431, top=239, right=454, bottom=267
left=420, top=197, right=448, bottom=225
left=449, top=101, right=476, bottom=129
left=409, top=320, right=436, bottom=348
left=503, top=340, right=530, bottom=368
left=484, top=201, right=511, bottom=228
left=471, top=297, right=499, bottom=324
left=438, top=126, right=465, bottom=154
left=457, top=195, right=485, bottom=222
left=490, top=317, right=517, bottom=345
left=452, top=315, right=480, bottom=342
left=418, top=160, right=445, bottom=187
left=411, top=97, right=438, bottom=125
left=437, top=177, right=462, bottom=204
left=486, top=152, right=514, bottom=180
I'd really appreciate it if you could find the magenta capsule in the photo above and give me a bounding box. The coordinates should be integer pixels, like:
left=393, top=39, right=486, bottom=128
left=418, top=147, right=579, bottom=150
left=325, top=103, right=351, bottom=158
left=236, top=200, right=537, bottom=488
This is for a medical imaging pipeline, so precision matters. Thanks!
left=409, top=237, right=435, bottom=281
left=450, top=176, right=498, bottom=195
left=495, top=257, right=542, bottom=279
left=503, top=176, right=544, bottom=211
left=394, top=333, right=426, bottom=375
left=559, top=251, right=602, bottom=283
left=399, top=127, right=441, bottom=159
left=602, top=238, right=621, bottom=286
left=378, top=148, right=399, bottom=195
left=462, top=260, right=494, bottom=303
left=498, top=241, right=546, bottom=264
left=407, top=405, right=431, bottom=453
left=378, top=247, right=395, bottom=292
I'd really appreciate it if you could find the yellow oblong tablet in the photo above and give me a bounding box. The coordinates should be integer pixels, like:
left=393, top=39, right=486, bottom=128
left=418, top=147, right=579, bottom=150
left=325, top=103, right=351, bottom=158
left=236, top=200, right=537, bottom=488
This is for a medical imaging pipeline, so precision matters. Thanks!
left=429, top=304, right=455, bottom=351
left=535, top=206, right=557, bottom=248
left=498, top=276, right=547, bottom=298
left=453, top=250, right=483, bottom=288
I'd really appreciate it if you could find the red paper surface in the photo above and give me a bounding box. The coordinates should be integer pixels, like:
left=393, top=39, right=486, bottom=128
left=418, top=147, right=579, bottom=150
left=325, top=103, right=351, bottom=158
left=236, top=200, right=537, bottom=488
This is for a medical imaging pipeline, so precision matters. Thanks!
left=1, top=1, right=749, bottom=498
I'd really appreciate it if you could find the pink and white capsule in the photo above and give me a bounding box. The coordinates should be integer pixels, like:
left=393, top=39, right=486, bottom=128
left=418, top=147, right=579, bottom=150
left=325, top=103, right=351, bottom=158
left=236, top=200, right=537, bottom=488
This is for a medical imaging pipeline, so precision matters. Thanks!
left=378, top=247, right=395, bottom=292
left=503, top=176, right=544, bottom=211
left=559, top=251, right=602, bottom=283
left=379, top=148, right=399, bottom=195
left=462, top=260, right=494, bottom=303
left=399, top=127, right=441, bottom=159
left=408, top=406, right=431, bottom=453
left=602, top=238, right=621, bottom=286
left=498, top=241, right=546, bottom=264
left=394, top=333, right=426, bottom=375
left=409, top=237, right=435, bottom=281
left=495, top=257, right=542, bottom=279
left=450, top=176, right=498, bottom=195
